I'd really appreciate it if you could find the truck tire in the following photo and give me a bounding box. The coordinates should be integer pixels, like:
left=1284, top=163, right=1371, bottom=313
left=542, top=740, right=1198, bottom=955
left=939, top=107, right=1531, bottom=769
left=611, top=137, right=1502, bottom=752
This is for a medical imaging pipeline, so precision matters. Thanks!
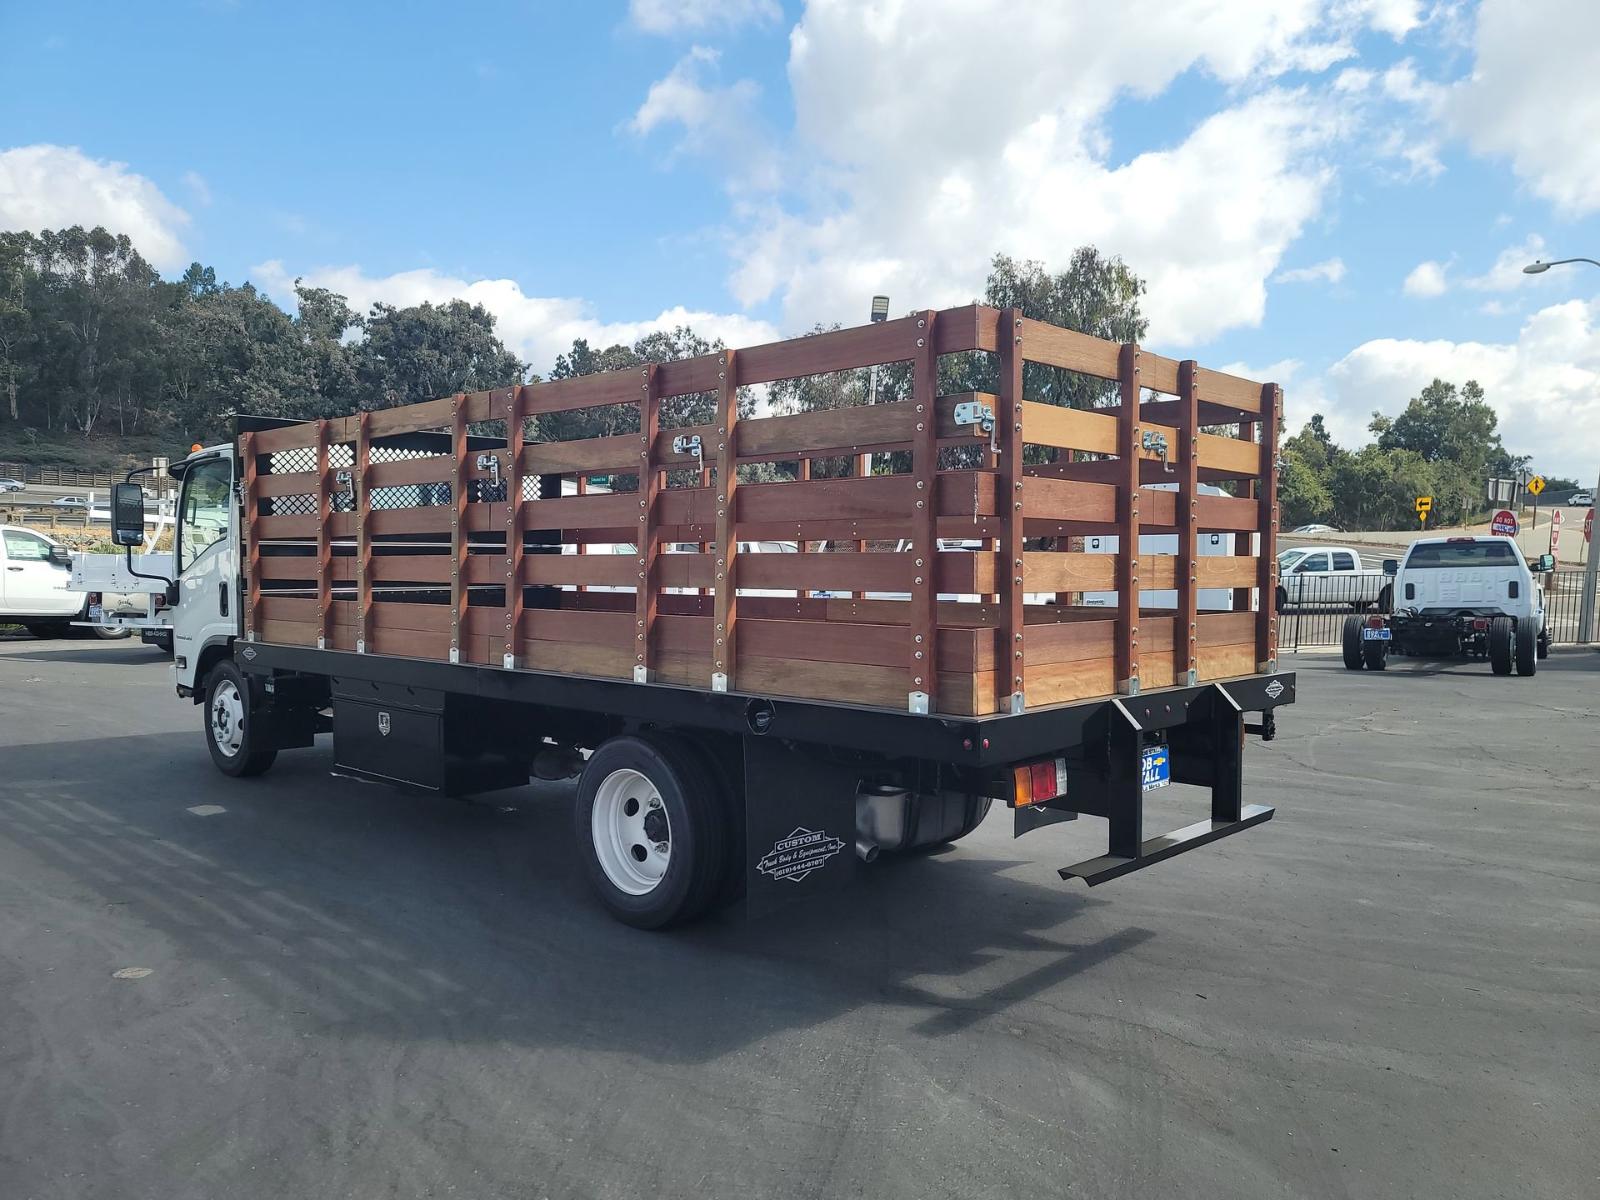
left=1488, top=616, right=1514, bottom=675
left=575, top=733, right=729, bottom=929
left=23, top=621, right=69, bottom=641
left=203, top=660, right=277, bottom=777
left=92, top=625, right=132, bottom=640
left=1377, top=584, right=1393, bottom=614
left=1536, top=628, right=1549, bottom=660
left=1341, top=615, right=1364, bottom=670
left=1514, top=616, right=1538, bottom=677
left=1361, top=635, right=1387, bottom=670
left=1274, top=585, right=1287, bottom=612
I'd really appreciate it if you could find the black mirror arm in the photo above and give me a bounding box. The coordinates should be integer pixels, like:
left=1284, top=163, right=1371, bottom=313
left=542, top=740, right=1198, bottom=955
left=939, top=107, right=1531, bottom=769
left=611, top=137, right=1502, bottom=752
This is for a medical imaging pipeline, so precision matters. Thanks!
left=119, top=466, right=176, bottom=591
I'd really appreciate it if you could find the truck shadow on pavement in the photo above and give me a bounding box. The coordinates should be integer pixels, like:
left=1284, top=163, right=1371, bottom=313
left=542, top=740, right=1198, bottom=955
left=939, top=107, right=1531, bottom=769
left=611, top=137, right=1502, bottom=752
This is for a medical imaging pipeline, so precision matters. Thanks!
left=0, top=641, right=167, bottom=666
left=1365, top=646, right=1600, bottom=679
left=0, top=731, right=1154, bottom=1062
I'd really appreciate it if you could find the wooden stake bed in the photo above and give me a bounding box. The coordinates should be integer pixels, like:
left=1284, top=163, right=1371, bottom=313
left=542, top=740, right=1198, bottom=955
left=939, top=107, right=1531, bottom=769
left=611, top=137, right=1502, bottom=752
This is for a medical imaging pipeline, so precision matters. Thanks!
left=240, top=305, right=1279, bottom=716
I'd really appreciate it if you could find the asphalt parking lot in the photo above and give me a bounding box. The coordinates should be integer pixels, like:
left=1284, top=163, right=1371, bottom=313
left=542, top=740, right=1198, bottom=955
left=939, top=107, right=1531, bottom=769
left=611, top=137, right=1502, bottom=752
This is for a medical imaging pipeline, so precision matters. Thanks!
left=1, top=636, right=1597, bottom=1200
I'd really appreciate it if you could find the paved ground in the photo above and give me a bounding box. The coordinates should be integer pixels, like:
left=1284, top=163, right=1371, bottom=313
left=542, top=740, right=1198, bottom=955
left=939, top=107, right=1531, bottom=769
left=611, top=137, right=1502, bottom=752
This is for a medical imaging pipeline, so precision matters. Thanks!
left=1, top=636, right=1597, bottom=1199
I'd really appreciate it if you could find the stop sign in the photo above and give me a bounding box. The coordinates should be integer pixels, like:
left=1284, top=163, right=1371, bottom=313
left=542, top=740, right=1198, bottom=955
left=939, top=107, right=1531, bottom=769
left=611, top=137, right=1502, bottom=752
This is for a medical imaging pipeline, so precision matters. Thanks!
left=1491, top=509, right=1518, bottom=536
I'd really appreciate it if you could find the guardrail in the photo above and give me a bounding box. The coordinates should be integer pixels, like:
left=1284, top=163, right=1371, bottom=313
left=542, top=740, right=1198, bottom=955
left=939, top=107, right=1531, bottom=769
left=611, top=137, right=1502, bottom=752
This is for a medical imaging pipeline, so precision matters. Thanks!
left=0, top=461, right=119, bottom=489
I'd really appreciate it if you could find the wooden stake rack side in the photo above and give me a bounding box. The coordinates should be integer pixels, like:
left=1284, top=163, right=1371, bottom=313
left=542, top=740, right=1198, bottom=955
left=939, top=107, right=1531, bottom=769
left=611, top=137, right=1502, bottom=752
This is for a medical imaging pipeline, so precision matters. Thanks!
left=241, top=305, right=1278, bottom=716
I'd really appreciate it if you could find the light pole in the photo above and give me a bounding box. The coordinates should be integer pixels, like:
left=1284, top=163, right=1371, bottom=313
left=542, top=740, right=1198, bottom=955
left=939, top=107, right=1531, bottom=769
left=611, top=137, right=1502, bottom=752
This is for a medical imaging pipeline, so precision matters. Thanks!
left=1524, top=257, right=1600, bottom=642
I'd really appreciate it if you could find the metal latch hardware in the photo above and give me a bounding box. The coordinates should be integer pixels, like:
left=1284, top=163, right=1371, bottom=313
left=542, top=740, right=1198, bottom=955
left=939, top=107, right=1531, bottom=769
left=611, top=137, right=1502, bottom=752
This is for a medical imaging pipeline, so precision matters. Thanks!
left=475, top=453, right=502, bottom=489
left=334, top=469, right=354, bottom=500
left=953, top=400, right=998, bottom=454
left=672, top=433, right=703, bottom=466
left=1140, top=430, right=1174, bottom=473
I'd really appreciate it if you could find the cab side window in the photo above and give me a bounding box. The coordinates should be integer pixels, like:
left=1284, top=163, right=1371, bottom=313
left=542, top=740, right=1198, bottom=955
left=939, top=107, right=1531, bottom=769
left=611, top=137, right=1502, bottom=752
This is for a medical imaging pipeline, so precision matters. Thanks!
left=1331, top=551, right=1357, bottom=571
left=178, top=459, right=233, bottom=573
left=2, top=529, right=52, bottom=561
left=1297, top=552, right=1330, bottom=573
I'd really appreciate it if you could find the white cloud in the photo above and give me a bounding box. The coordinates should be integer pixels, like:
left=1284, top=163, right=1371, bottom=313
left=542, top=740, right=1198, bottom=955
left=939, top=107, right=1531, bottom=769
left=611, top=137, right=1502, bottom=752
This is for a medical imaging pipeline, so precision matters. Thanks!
left=1402, top=260, right=1449, bottom=297
left=1462, top=235, right=1548, bottom=291
left=250, top=260, right=780, bottom=373
left=1338, top=0, right=1424, bottom=39
left=181, top=170, right=212, bottom=207
left=1274, top=257, right=1346, bottom=284
left=1449, top=0, right=1600, bottom=216
left=716, top=1, right=1361, bottom=346
left=628, top=47, right=774, bottom=189
left=629, top=0, right=781, bottom=35
left=1326, top=300, right=1600, bottom=480
left=0, top=144, right=190, bottom=268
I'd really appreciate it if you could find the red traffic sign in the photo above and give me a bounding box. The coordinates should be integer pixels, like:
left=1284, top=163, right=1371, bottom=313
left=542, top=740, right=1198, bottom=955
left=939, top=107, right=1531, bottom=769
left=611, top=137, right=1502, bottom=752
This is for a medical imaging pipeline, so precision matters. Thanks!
left=1550, top=508, right=1563, bottom=554
left=1490, top=509, right=1518, bottom=536
left=1586, top=508, right=1594, bottom=544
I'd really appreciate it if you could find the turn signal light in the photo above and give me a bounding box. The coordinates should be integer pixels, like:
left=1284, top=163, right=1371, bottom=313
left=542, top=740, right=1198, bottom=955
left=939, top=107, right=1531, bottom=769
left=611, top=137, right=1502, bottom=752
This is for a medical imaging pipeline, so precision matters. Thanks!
left=1012, top=756, right=1069, bottom=807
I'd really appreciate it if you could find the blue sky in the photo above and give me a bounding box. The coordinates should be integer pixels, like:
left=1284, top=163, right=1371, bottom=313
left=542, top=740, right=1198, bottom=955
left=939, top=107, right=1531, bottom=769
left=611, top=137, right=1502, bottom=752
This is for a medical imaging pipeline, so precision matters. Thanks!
left=3, top=0, right=1599, bottom=480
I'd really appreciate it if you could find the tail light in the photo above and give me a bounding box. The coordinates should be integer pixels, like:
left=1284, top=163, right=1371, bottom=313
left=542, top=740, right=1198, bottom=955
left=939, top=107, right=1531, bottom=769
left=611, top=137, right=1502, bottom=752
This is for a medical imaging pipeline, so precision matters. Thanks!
left=87, top=592, right=101, bottom=606
left=1472, top=618, right=1489, bottom=631
left=153, top=594, right=168, bottom=610
left=1366, top=615, right=1385, bottom=629
left=1011, top=756, right=1069, bottom=807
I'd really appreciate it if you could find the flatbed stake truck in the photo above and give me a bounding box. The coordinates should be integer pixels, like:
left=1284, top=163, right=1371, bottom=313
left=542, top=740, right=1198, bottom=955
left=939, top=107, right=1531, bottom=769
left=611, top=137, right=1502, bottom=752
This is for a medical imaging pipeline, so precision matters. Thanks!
left=116, top=304, right=1294, bottom=928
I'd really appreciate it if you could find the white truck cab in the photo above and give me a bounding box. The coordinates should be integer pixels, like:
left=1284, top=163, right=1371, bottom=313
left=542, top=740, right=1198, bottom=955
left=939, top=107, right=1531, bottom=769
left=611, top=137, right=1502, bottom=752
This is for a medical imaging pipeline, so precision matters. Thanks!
left=166, top=446, right=240, bottom=693
left=0, top=524, right=85, bottom=636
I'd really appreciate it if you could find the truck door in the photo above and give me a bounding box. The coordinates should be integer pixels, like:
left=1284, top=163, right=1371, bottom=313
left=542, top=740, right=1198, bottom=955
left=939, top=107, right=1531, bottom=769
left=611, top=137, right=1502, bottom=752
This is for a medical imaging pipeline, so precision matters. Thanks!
left=1, top=527, right=82, bottom=616
left=171, top=454, right=238, bottom=688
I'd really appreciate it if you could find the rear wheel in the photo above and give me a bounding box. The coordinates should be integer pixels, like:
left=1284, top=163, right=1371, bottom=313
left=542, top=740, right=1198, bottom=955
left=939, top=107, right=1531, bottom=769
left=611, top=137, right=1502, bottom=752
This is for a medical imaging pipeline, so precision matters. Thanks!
left=203, top=660, right=277, bottom=777
left=1536, top=628, right=1549, bottom=660
left=1378, top=584, right=1393, bottom=614
left=1488, top=616, right=1514, bottom=675
left=575, top=733, right=729, bottom=929
left=92, top=625, right=132, bottom=640
left=1361, top=635, right=1387, bottom=670
left=1341, top=615, right=1364, bottom=670
left=1514, top=616, right=1538, bottom=676
left=1275, top=585, right=1288, bottom=612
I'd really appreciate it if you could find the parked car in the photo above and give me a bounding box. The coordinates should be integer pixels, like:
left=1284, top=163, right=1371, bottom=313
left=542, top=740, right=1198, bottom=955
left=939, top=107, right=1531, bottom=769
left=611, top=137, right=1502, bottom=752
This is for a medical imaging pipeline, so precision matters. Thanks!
left=0, top=478, right=24, bottom=493
left=1569, top=492, right=1593, bottom=507
left=1276, top=545, right=1386, bottom=610
left=1290, top=523, right=1340, bottom=534
left=52, top=494, right=89, bottom=508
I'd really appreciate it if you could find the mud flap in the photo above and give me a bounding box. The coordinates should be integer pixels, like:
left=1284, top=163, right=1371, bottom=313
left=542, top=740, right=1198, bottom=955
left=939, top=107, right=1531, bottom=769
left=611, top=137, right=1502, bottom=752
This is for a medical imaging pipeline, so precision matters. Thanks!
left=742, top=736, right=860, bottom=918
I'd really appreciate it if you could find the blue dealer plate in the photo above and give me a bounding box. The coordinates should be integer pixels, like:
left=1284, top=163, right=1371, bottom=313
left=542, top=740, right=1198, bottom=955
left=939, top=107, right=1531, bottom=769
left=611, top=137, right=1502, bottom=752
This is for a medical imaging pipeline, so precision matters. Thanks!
left=1361, top=628, right=1392, bottom=641
left=1141, top=745, right=1170, bottom=791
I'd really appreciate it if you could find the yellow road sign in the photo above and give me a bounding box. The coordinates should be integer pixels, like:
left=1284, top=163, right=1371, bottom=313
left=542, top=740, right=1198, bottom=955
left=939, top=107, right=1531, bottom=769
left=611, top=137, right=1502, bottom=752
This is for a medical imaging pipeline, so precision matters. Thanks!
left=1415, top=496, right=1432, bottom=514
left=1528, top=475, right=1546, bottom=496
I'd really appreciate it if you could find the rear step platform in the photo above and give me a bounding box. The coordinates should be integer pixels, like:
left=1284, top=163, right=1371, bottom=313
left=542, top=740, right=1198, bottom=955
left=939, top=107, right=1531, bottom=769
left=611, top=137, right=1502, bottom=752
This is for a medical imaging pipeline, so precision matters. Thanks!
left=1061, top=804, right=1275, bottom=885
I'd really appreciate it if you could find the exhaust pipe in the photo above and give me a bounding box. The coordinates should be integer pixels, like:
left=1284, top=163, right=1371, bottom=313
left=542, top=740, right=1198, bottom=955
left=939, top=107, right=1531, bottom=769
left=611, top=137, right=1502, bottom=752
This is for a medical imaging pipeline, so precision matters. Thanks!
left=855, top=837, right=880, bottom=864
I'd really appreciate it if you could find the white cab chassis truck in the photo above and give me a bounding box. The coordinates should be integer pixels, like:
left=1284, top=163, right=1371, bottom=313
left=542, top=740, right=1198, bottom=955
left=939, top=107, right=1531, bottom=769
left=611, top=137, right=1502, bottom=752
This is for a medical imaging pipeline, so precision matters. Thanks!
left=1342, top=535, right=1552, bottom=676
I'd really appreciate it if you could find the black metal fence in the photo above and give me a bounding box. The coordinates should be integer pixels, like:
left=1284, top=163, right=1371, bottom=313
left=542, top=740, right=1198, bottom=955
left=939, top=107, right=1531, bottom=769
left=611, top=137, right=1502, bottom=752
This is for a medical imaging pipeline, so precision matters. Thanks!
left=1544, top=569, right=1593, bottom=644
left=1281, top=568, right=1595, bottom=646
left=1279, top=573, right=1389, bottom=649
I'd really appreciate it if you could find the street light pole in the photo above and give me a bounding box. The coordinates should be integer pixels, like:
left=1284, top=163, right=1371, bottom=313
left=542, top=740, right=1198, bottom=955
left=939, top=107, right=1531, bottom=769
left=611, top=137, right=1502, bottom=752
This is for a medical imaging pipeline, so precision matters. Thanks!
left=1525, top=258, right=1600, bottom=641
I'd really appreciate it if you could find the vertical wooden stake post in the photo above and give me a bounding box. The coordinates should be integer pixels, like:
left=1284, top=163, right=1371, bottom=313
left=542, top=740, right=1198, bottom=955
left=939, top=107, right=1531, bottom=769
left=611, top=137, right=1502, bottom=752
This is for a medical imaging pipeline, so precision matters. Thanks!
left=1176, top=362, right=1200, bottom=687
left=634, top=364, right=661, bottom=682
left=315, top=420, right=333, bottom=650
left=998, top=309, right=1025, bottom=713
left=908, top=310, right=938, bottom=713
left=240, top=432, right=260, bottom=641
left=1256, top=383, right=1281, bottom=673
left=449, top=395, right=469, bottom=664
left=355, top=412, right=373, bottom=654
left=1116, top=343, right=1143, bottom=695
left=504, top=384, right=526, bottom=668
left=712, top=350, right=739, bottom=691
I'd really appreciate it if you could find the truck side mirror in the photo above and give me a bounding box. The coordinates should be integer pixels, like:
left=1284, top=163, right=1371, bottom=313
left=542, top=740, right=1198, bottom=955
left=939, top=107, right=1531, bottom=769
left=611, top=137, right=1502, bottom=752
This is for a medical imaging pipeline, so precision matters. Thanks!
left=48, top=545, right=72, bottom=566
left=1382, top=559, right=1398, bottom=576
left=1535, top=553, right=1555, bottom=572
left=111, top=482, right=146, bottom=547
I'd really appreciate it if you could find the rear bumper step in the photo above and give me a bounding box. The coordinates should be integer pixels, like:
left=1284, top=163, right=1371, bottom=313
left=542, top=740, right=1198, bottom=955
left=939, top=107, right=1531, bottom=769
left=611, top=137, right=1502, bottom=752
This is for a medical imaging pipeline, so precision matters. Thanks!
left=1060, top=804, right=1275, bottom=885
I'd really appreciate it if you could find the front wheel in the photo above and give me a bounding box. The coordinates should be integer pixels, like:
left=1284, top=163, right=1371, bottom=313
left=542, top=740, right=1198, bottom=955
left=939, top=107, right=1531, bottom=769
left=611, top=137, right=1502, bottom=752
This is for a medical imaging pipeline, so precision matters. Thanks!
left=203, top=660, right=277, bottom=777
left=574, top=734, right=730, bottom=929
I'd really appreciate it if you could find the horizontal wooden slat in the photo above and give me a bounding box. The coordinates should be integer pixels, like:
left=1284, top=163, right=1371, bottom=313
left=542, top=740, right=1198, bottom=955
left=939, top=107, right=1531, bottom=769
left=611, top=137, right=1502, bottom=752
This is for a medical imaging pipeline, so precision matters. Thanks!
left=1023, top=552, right=1117, bottom=592
left=655, top=355, right=721, bottom=399
left=259, top=596, right=318, bottom=623
left=1195, top=493, right=1260, bottom=531
left=1017, top=318, right=1121, bottom=379
left=1021, top=402, right=1118, bottom=455
left=368, top=455, right=453, bottom=488
left=738, top=403, right=916, bottom=458
left=1022, top=476, right=1118, bottom=523
left=933, top=304, right=999, bottom=355
left=738, top=619, right=906, bottom=668
left=1193, top=366, right=1263, bottom=414
left=1195, top=431, right=1261, bottom=477
left=256, top=470, right=317, bottom=498
left=250, top=424, right=317, bottom=454
left=526, top=370, right=647, bottom=416
left=520, top=492, right=638, bottom=530
left=1196, top=556, right=1259, bottom=588
left=255, top=513, right=317, bottom=539
left=737, top=315, right=925, bottom=385
left=1141, top=352, right=1182, bottom=396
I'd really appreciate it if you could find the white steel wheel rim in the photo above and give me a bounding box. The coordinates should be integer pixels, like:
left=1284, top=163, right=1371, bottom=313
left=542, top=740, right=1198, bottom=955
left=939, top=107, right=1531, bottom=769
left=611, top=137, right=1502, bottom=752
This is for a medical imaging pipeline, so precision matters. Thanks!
left=591, top=768, right=671, bottom=896
left=210, top=679, right=246, bottom=758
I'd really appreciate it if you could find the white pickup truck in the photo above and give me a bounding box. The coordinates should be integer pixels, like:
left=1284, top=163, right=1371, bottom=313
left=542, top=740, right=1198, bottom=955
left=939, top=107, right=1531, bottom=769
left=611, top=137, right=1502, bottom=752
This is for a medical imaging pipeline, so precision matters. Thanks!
left=0, top=524, right=91, bottom=638
left=1276, top=544, right=1386, bottom=610
left=1343, top=535, right=1552, bottom=675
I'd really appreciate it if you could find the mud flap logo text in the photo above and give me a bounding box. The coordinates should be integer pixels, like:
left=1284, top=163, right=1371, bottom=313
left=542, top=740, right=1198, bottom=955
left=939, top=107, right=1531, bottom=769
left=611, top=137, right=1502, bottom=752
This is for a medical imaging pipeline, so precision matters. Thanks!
left=756, top=827, right=845, bottom=884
